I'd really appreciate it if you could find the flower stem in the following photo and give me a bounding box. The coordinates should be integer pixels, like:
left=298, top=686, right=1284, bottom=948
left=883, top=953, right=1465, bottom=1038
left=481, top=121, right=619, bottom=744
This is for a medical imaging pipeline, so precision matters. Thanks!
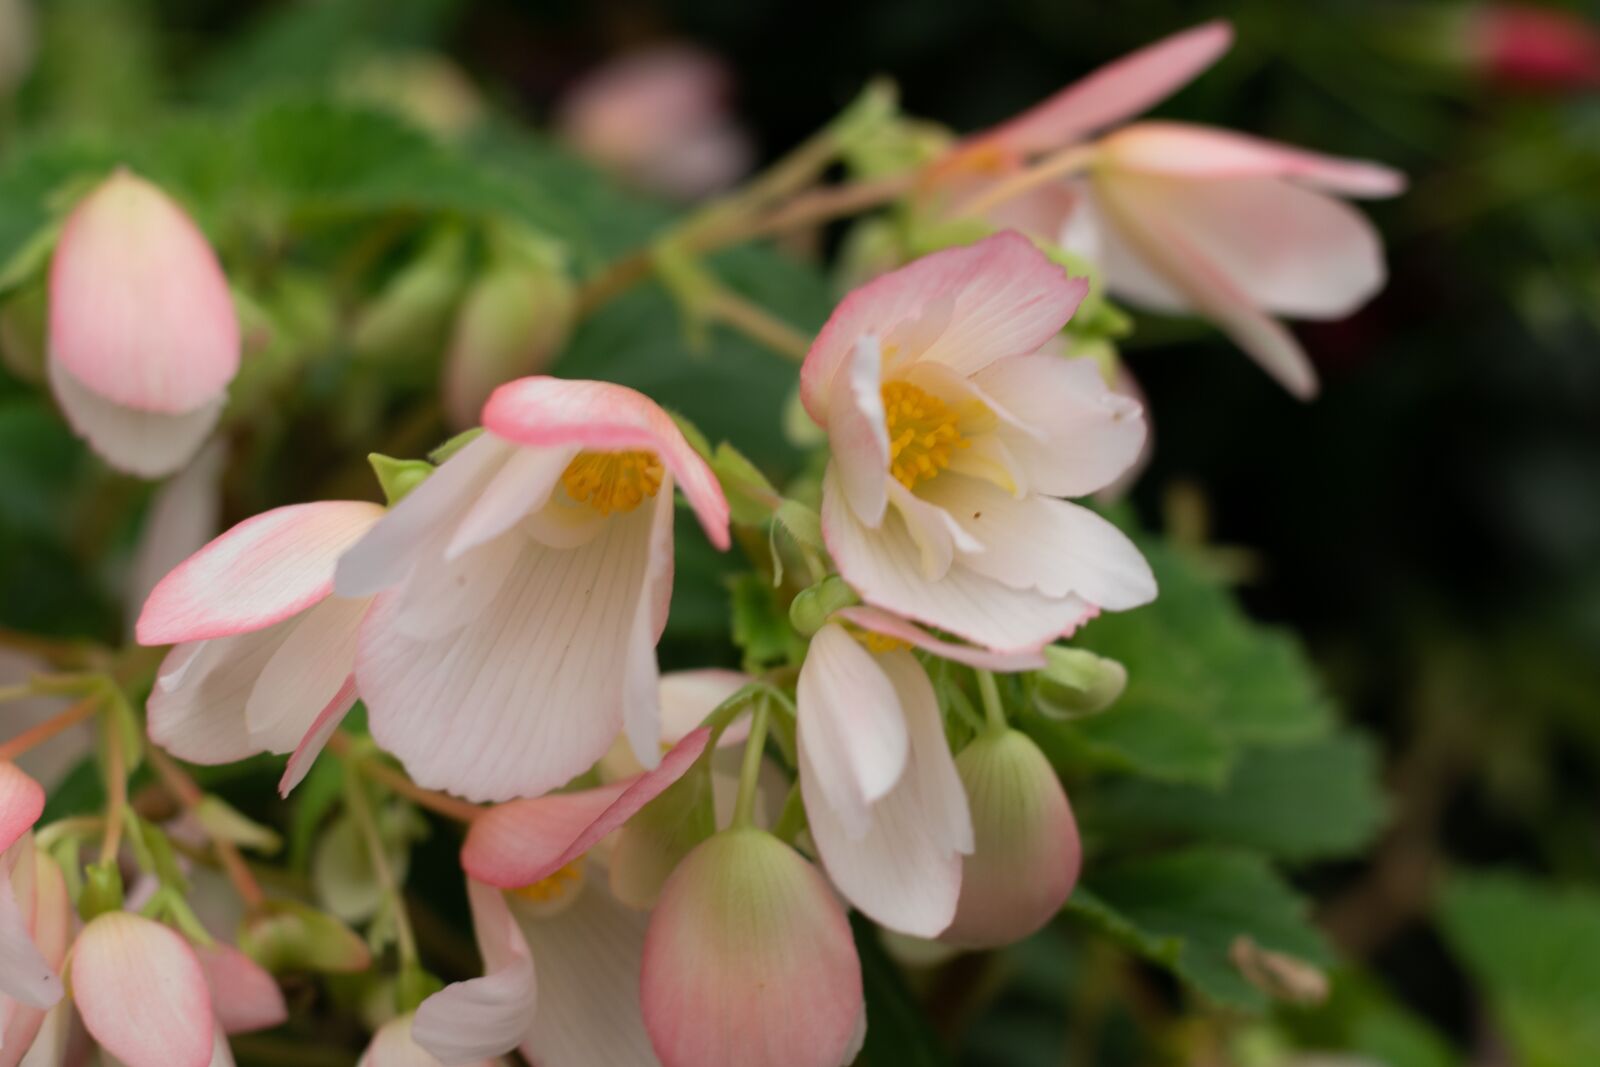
left=341, top=764, right=419, bottom=967
left=98, top=713, right=127, bottom=867
left=975, top=670, right=1008, bottom=735
left=0, top=693, right=99, bottom=762
left=147, top=746, right=267, bottom=910
left=327, top=733, right=482, bottom=823
left=731, top=697, right=772, bottom=830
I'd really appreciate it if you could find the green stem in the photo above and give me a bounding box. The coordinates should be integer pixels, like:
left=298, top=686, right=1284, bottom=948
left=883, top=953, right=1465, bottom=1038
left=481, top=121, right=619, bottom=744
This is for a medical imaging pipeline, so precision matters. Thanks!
left=731, top=698, right=772, bottom=830
left=342, top=769, right=419, bottom=967
left=975, top=670, right=1008, bottom=735
left=772, top=784, right=808, bottom=844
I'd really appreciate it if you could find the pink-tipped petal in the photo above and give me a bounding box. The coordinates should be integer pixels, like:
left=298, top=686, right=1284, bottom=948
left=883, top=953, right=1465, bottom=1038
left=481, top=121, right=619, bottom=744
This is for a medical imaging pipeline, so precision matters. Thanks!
left=148, top=632, right=286, bottom=766
left=366, top=1012, right=503, bottom=1067
left=659, top=670, right=753, bottom=746
left=462, top=729, right=711, bottom=888
left=359, top=500, right=660, bottom=802
left=834, top=606, right=1046, bottom=671
left=1100, top=121, right=1405, bottom=198
left=0, top=846, right=61, bottom=1011
left=48, top=170, right=239, bottom=414
left=137, top=501, right=385, bottom=645
left=827, top=336, right=891, bottom=527
left=71, top=912, right=215, bottom=1067
left=802, top=233, right=1085, bottom=419
left=1096, top=175, right=1320, bottom=399
left=0, top=764, right=43, bottom=854
left=48, top=357, right=224, bottom=480
left=974, top=21, right=1234, bottom=155
left=795, top=625, right=910, bottom=837
left=194, top=944, right=286, bottom=1035
left=244, top=595, right=367, bottom=748
left=127, top=441, right=227, bottom=632
left=801, top=650, right=972, bottom=938
left=641, top=831, right=862, bottom=1067
left=413, top=883, right=535, bottom=1064
left=942, top=730, right=1081, bottom=948
left=482, top=377, right=729, bottom=549
left=276, top=676, right=358, bottom=797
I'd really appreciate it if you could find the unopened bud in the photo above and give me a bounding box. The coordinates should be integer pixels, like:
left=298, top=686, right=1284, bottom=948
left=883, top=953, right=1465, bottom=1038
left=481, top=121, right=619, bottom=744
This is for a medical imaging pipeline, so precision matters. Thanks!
left=351, top=228, right=467, bottom=366
left=77, top=860, right=124, bottom=922
left=368, top=453, right=434, bottom=506
left=442, top=263, right=575, bottom=430
left=1032, top=646, right=1127, bottom=719
left=789, top=576, right=859, bottom=636
left=238, top=899, right=373, bottom=974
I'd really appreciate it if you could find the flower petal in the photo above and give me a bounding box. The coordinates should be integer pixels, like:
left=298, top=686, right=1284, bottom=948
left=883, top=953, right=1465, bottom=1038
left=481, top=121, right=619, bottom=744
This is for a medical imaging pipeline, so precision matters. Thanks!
left=138, top=501, right=385, bottom=645
left=244, top=595, right=367, bottom=749
left=194, top=944, right=286, bottom=1035
left=462, top=729, right=711, bottom=888
left=972, top=21, right=1234, bottom=155
left=49, top=170, right=239, bottom=414
left=641, top=831, right=862, bottom=1067
left=368, top=1012, right=501, bottom=1067
left=276, top=677, right=358, bottom=797
left=833, top=606, right=1045, bottom=671
left=413, top=880, right=534, bottom=1064
left=444, top=443, right=576, bottom=559
left=801, top=650, right=971, bottom=937
left=359, top=502, right=659, bottom=802
left=621, top=487, right=675, bottom=768
left=826, top=336, right=891, bottom=527
left=1100, top=121, right=1405, bottom=198
left=658, top=670, right=752, bottom=746
left=147, top=631, right=286, bottom=766
left=0, top=763, right=43, bottom=855
left=795, top=625, right=909, bottom=837
left=127, top=441, right=227, bottom=633
left=0, top=846, right=60, bottom=1011
left=481, top=377, right=729, bottom=550
left=48, top=357, right=223, bottom=480
left=70, top=912, right=215, bottom=1067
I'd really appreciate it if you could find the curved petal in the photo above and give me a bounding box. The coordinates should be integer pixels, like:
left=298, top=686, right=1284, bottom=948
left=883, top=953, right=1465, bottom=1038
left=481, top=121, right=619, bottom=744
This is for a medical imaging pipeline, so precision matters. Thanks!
left=972, top=355, right=1147, bottom=498
left=147, top=631, right=285, bottom=766
left=642, top=831, right=861, bottom=1067
left=445, top=444, right=576, bottom=559
left=362, top=1012, right=499, bottom=1067
left=0, top=763, right=43, bottom=855
left=49, top=170, right=238, bottom=414
left=823, top=471, right=1095, bottom=652
left=0, top=848, right=60, bottom=1010
left=801, top=650, right=971, bottom=937
left=1100, top=121, right=1405, bottom=198
left=359, top=501, right=658, bottom=802
left=920, top=478, right=1156, bottom=611
left=621, top=486, right=675, bottom=768
left=244, top=595, right=367, bottom=749
left=827, top=336, right=890, bottom=527
left=413, top=880, right=534, bottom=1063
left=834, top=606, right=1045, bottom=671
left=70, top=912, right=215, bottom=1067
left=138, top=501, right=385, bottom=645
left=277, top=677, right=358, bottom=797
left=1095, top=173, right=1320, bottom=399
left=795, top=625, right=909, bottom=837
left=971, top=21, right=1234, bottom=155
left=195, top=944, right=286, bottom=1035
left=481, top=377, right=729, bottom=549
left=48, top=357, right=223, bottom=480
left=462, top=729, right=711, bottom=888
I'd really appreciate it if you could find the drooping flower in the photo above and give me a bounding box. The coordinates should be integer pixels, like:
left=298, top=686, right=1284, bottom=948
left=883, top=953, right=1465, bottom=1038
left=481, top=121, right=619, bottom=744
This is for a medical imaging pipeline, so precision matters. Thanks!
left=1, top=762, right=67, bottom=1057
left=935, top=21, right=1405, bottom=398
left=801, top=231, right=1154, bottom=654
left=940, top=728, right=1081, bottom=948
left=136, top=500, right=387, bottom=794
left=414, top=729, right=711, bottom=1066
left=47, top=169, right=241, bottom=478
left=795, top=611, right=1040, bottom=937
left=640, top=829, right=864, bottom=1067
left=557, top=43, right=753, bottom=200
left=69, top=912, right=216, bottom=1067
left=333, top=376, right=729, bottom=802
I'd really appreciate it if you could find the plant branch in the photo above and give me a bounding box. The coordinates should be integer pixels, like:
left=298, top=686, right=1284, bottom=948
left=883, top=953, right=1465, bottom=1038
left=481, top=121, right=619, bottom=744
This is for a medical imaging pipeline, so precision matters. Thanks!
left=147, top=746, right=267, bottom=910
left=0, top=693, right=99, bottom=762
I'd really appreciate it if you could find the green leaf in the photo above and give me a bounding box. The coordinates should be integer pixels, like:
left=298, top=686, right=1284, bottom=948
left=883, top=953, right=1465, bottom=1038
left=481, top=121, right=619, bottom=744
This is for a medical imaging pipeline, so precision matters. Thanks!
left=1437, top=871, right=1600, bottom=1067
left=1070, top=847, right=1332, bottom=1011
left=1085, top=732, right=1388, bottom=862
left=728, top=572, right=799, bottom=671
left=851, top=915, right=954, bottom=1067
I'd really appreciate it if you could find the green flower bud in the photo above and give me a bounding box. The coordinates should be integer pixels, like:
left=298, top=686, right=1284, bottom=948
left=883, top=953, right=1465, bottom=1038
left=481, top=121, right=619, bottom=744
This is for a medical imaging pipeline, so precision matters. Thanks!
left=368, top=453, right=434, bottom=506
left=442, top=262, right=575, bottom=430
left=238, top=899, right=373, bottom=975
left=77, top=860, right=124, bottom=922
left=789, top=575, right=859, bottom=636
left=1032, top=645, right=1127, bottom=719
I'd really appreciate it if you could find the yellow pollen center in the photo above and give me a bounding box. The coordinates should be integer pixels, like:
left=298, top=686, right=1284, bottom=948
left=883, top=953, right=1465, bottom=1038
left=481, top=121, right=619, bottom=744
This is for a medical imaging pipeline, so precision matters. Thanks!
left=881, top=380, right=967, bottom=490
left=856, top=629, right=912, bottom=655
left=560, top=450, right=664, bottom=516
left=511, top=858, right=586, bottom=905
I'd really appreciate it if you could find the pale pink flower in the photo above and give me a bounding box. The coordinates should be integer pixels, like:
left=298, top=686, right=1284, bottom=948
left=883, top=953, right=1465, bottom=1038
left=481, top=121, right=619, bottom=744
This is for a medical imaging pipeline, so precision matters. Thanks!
left=640, top=830, right=864, bottom=1067
left=795, top=610, right=1042, bottom=937
left=557, top=44, right=753, bottom=200
left=414, top=730, right=711, bottom=1066
left=1, top=763, right=68, bottom=1061
left=801, top=231, right=1154, bottom=655
left=940, top=728, right=1081, bottom=948
left=361, top=1012, right=499, bottom=1067
left=68, top=912, right=215, bottom=1067
left=333, top=377, right=729, bottom=802
left=136, top=500, right=386, bottom=794
left=47, top=170, right=240, bottom=478
left=941, top=21, right=1404, bottom=398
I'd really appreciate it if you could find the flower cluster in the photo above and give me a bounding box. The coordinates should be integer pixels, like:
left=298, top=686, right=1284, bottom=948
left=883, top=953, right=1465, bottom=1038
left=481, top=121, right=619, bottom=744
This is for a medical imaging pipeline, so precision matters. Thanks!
left=0, top=18, right=1402, bottom=1067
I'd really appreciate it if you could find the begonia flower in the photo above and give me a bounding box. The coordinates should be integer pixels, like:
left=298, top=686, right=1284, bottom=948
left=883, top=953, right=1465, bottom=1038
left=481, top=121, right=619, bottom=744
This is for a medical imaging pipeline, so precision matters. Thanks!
left=333, top=377, right=728, bottom=802
left=47, top=169, right=240, bottom=477
left=1, top=763, right=67, bottom=1061
left=801, top=231, right=1154, bottom=654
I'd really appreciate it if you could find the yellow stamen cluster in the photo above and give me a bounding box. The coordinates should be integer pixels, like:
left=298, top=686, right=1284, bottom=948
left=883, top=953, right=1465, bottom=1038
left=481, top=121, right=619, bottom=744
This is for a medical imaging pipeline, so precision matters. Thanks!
left=856, top=629, right=913, bottom=655
left=561, top=450, right=664, bottom=516
left=511, top=858, right=586, bottom=905
left=882, top=380, right=967, bottom=490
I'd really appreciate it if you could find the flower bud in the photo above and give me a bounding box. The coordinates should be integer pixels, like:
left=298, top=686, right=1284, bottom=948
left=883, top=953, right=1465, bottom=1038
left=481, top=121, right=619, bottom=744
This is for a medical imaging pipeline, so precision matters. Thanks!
left=1031, top=646, right=1127, bottom=719
left=1471, top=4, right=1600, bottom=91
left=788, top=575, right=860, bottom=636
left=47, top=169, right=240, bottom=478
left=237, top=899, right=372, bottom=975
left=351, top=227, right=467, bottom=366
left=641, top=830, right=863, bottom=1067
left=941, top=729, right=1081, bottom=949
left=441, top=263, right=574, bottom=430
left=77, top=860, right=124, bottom=922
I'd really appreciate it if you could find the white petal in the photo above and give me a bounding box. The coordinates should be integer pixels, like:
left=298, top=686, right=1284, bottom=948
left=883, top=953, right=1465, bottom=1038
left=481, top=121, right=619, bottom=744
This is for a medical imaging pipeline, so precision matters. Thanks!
left=148, top=627, right=295, bottom=764
left=413, top=882, right=534, bottom=1064
left=49, top=357, right=222, bottom=480
left=446, top=444, right=577, bottom=559
left=621, top=488, right=674, bottom=770
left=244, top=596, right=367, bottom=750
left=827, top=336, right=890, bottom=528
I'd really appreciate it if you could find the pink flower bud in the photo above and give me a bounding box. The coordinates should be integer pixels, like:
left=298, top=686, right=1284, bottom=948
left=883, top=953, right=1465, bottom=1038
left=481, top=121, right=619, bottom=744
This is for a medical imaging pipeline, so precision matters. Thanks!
left=940, top=729, right=1082, bottom=949
left=1472, top=4, right=1600, bottom=91
left=48, top=169, right=240, bottom=478
left=641, top=830, right=863, bottom=1067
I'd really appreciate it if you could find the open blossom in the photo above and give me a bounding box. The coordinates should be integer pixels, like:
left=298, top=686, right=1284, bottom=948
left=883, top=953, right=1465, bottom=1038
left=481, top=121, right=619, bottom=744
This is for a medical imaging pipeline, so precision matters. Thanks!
left=333, top=377, right=729, bottom=802
left=137, top=501, right=386, bottom=794
left=938, top=21, right=1405, bottom=398
left=801, top=231, right=1154, bottom=654
left=48, top=169, right=241, bottom=478
left=795, top=609, right=1042, bottom=937
left=1, top=762, right=67, bottom=1058
left=416, top=730, right=711, bottom=1065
